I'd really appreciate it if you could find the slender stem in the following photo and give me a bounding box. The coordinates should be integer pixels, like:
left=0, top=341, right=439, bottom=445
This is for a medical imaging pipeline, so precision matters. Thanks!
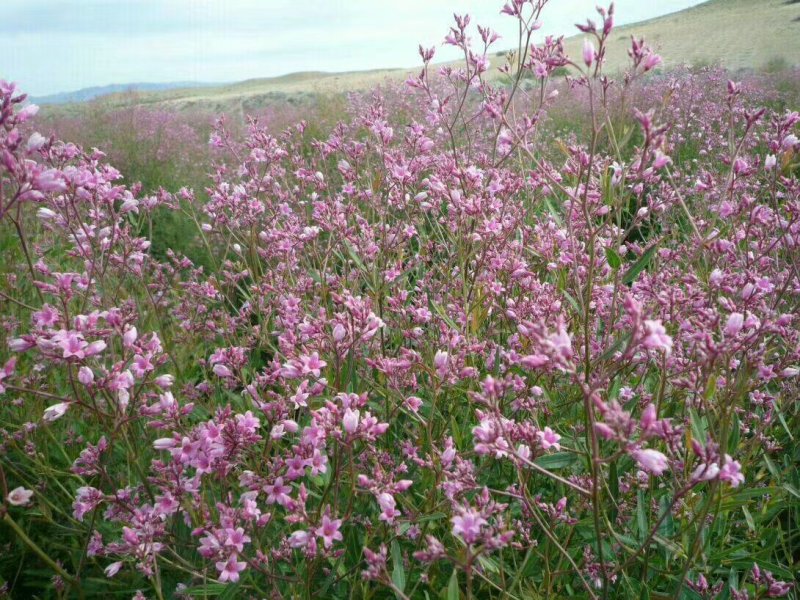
left=2, top=513, right=76, bottom=584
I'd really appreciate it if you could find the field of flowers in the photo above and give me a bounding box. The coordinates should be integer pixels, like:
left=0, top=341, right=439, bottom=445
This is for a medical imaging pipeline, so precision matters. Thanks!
left=1, top=1, right=799, bottom=598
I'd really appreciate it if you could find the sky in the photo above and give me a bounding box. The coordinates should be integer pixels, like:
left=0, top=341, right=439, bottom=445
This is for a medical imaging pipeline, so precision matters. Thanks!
left=1, top=0, right=706, bottom=97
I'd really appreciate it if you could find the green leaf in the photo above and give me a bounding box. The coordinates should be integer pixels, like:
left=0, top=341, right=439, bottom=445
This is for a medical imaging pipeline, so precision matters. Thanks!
left=657, top=495, right=674, bottom=537
left=776, top=409, right=794, bottom=441
left=344, top=241, right=367, bottom=272
left=703, top=374, right=717, bottom=401
left=622, top=244, right=658, bottom=285
left=598, top=333, right=631, bottom=363
left=741, top=505, right=756, bottom=532
left=636, top=490, right=648, bottom=541
left=782, top=483, right=800, bottom=500
left=219, top=581, right=243, bottom=600
left=544, top=197, right=563, bottom=225
left=391, top=540, right=406, bottom=595
left=476, top=555, right=500, bottom=574
left=652, top=534, right=683, bottom=557
left=534, top=452, right=577, bottom=469
left=447, top=568, right=460, bottom=600
left=606, top=247, right=622, bottom=269
left=764, top=453, right=781, bottom=479
left=689, top=408, right=707, bottom=443
left=562, top=290, right=582, bottom=313
left=430, top=299, right=459, bottom=332
left=184, top=583, right=238, bottom=597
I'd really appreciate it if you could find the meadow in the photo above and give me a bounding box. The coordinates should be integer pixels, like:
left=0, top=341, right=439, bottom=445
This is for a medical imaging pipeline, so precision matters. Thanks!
left=1, top=1, right=799, bottom=598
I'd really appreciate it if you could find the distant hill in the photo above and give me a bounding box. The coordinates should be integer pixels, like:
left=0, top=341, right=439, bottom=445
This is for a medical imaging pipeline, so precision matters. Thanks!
left=32, top=81, right=221, bottom=105
left=42, top=0, right=800, bottom=113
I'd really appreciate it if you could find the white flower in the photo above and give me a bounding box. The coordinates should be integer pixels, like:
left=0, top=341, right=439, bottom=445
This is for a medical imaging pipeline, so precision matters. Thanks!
left=43, top=402, right=69, bottom=423
left=7, top=486, right=34, bottom=506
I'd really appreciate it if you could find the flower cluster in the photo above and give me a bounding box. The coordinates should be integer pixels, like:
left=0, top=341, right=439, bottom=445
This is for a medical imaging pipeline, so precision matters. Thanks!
left=1, top=2, right=799, bottom=598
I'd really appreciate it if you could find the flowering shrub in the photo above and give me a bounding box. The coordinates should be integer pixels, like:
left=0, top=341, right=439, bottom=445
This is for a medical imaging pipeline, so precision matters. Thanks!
left=1, top=1, right=799, bottom=598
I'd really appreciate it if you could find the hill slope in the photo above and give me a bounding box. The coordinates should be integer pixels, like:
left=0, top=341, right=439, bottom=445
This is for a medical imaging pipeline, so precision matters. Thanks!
left=46, top=0, right=800, bottom=113
left=31, top=82, right=221, bottom=106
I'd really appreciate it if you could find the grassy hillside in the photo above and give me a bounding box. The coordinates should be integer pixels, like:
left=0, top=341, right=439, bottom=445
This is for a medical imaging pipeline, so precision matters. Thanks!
left=45, top=0, right=799, bottom=114
left=561, top=0, right=800, bottom=73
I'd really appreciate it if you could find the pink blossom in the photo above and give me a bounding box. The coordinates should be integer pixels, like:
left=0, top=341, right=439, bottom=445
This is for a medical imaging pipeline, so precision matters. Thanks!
left=691, top=462, right=720, bottom=483
left=451, top=506, right=487, bottom=545
left=342, top=408, right=360, bottom=434
left=104, top=561, right=123, bottom=578
left=77, top=366, right=94, bottom=385
left=632, top=448, right=669, bottom=476
left=0, top=357, right=15, bottom=394
left=43, top=402, right=69, bottom=423
left=7, top=486, right=34, bottom=506
left=215, top=554, right=246, bottom=583
left=288, top=530, right=310, bottom=548
left=719, top=456, right=744, bottom=487
left=642, top=320, right=673, bottom=355
left=434, top=350, right=449, bottom=377
left=377, top=492, right=401, bottom=523
left=264, top=477, right=292, bottom=507
left=643, top=53, right=662, bottom=71
left=582, top=39, right=596, bottom=68
left=404, top=396, right=423, bottom=412
left=315, top=513, right=343, bottom=548
left=536, top=427, right=561, bottom=451
left=725, top=312, right=744, bottom=337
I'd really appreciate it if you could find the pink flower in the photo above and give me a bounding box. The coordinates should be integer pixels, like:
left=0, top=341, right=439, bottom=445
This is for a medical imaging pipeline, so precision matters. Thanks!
left=9, top=337, right=34, bottom=352
left=152, top=437, right=176, bottom=451
left=643, top=53, right=662, bottom=71
left=377, top=492, right=400, bottom=524
left=451, top=506, right=487, bottom=545
left=691, top=462, right=720, bottom=483
left=84, top=340, right=107, bottom=356
left=215, top=554, right=246, bottom=583
left=7, top=486, right=34, bottom=506
left=632, top=448, right=669, bottom=476
left=719, top=455, right=744, bottom=488
left=78, top=366, right=94, bottom=385
left=725, top=312, right=744, bottom=337
left=43, top=402, right=69, bottom=423
left=224, top=527, right=251, bottom=553
left=104, top=561, right=123, bottom=578
left=300, top=352, right=326, bottom=377
left=434, top=350, right=449, bottom=377
left=122, top=326, right=138, bottom=348
left=342, top=408, right=360, bottom=434
left=264, top=477, right=292, bottom=507
left=640, top=403, right=657, bottom=432
left=288, top=530, right=310, bottom=548
left=582, top=39, right=596, bottom=68
left=642, top=320, right=672, bottom=355
left=315, top=513, right=343, bottom=548
left=332, top=323, right=347, bottom=342
left=58, top=331, right=87, bottom=359
left=27, top=131, right=46, bottom=152
left=213, top=364, right=233, bottom=378
left=536, top=427, right=561, bottom=451
left=404, top=396, right=423, bottom=413
left=0, top=357, right=15, bottom=394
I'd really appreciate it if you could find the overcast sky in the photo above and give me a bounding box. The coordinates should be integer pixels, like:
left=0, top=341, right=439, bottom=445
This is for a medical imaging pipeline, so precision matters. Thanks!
left=2, top=0, right=705, bottom=97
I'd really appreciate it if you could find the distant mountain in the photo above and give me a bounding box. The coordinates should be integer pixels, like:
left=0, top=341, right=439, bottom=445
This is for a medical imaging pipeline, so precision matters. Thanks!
left=31, top=81, right=222, bottom=105
left=38, top=0, right=800, bottom=113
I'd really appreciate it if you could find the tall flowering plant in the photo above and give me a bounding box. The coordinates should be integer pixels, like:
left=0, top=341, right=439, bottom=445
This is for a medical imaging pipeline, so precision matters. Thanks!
left=1, top=2, right=798, bottom=598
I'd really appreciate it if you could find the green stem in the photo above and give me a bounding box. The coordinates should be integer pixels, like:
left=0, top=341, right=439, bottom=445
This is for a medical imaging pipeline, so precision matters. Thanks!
left=2, top=513, right=76, bottom=584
